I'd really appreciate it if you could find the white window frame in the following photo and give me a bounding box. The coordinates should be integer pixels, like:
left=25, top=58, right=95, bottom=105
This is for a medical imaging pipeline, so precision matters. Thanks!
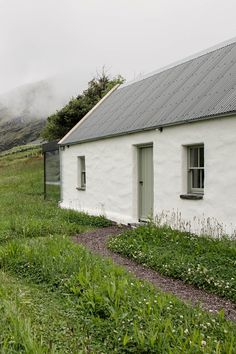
left=77, top=156, right=86, bottom=190
left=188, top=145, right=204, bottom=194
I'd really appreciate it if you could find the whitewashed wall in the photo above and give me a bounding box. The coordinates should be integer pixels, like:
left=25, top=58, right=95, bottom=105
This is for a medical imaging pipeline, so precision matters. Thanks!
left=60, top=115, right=236, bottom=236
left=60, top=130, right=157, bottom=224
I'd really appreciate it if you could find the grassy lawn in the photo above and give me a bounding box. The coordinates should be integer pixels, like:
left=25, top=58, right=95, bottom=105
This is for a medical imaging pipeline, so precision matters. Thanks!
left=0, top=271, right=85, bottom=353
left=108, top=224, right=236, bottom=302
left=1, top=236, right=236, bottom=353
left=0, top=147, right=235, bottom=352
left=0, top=148, right=111, bottom=243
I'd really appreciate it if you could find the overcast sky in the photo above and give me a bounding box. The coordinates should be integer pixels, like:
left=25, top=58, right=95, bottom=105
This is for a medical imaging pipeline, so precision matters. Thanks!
left=0, top=0, right=236, bottom=95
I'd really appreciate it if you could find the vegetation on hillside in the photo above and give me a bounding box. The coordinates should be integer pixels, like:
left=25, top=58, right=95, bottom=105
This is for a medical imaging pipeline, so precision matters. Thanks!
left=0, top=144, right=41, bottom=158
left=0, top=119, right=45, bottom=152
left=41, top=72, right=124, bottom=141
left=108, top=224, right=236, bottom=301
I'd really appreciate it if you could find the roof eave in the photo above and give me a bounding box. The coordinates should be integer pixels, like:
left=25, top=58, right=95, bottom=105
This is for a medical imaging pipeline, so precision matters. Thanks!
left=58, top=83, right=120, bottom=145
left=59, top=110, right=236, bottom=147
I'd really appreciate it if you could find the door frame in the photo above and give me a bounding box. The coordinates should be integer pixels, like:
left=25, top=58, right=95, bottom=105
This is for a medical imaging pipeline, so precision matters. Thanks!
left=137, top=143, right=154, bottom=221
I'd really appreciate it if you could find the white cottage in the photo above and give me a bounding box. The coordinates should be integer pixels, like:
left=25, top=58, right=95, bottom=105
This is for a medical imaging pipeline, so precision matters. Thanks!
left=59, top=39, right=236, bottom=237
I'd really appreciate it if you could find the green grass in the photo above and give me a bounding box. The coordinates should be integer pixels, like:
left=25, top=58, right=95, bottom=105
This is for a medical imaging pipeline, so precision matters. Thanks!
left=0, top=271, right=81, bottom=353
left=0, top=149, right=236, bottom=352
left=0, top=150, right=111, bottom=243
left=0, top=144, right=42, bottom=166
left=0, top=236, right=236, bottom=353
left=0, top=143, right=41, bottom=157
left=108, top=224, right=236, bottom=302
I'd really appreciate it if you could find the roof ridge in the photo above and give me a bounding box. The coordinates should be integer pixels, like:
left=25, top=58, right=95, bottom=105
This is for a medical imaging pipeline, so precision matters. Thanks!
left=120, top=37, right=236, bottom=89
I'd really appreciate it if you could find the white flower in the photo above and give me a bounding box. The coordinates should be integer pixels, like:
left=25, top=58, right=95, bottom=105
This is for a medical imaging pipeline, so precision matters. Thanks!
left=201, top=340, right=206, bottom=346
left=184, top=329, right=189, bottom=334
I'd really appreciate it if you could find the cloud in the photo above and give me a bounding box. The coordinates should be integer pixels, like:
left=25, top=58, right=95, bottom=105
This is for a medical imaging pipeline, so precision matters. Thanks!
left=0, top=0, right=236, bottom=94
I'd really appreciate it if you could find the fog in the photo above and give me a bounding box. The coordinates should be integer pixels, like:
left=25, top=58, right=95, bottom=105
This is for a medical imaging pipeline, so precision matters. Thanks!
left=0, top=0, right=236, bottom=110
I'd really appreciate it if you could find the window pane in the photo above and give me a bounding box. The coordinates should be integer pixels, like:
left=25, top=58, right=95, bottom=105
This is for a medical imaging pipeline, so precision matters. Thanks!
left=201, top=169, right=204, bottom=189
left=81, top=157, right=85, bottom=171
left=81, top=157, right=86, bottom=187
left=77, top=156, right=86, bottom=189
left=199, top=147, right=204, bottom=167
left=190, top=148, right=198, bottom=167
left=192, top=169, right=201, bottom=188
left=82, top=171, right=86, bottom=185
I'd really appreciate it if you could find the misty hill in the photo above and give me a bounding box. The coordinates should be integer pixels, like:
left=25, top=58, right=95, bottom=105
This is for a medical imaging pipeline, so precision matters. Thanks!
left=0, top=76, right=84, bottom=151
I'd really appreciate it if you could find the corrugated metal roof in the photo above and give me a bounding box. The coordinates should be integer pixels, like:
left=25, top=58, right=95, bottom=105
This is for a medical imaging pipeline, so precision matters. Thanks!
left=61, top=40, right=236, bottom=145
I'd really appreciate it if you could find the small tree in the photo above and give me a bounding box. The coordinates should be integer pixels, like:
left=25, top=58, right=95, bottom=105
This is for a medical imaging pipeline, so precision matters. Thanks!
left=41, top=72, right=124, bottom=141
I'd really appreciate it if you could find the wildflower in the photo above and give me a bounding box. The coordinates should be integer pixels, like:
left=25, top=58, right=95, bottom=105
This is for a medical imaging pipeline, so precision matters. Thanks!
left=201, top=340, right=206, bottom=346
left=184, top=329, right=189, bottom=334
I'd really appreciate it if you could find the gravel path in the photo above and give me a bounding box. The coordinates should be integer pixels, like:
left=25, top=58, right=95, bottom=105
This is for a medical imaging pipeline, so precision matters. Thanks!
left=72, top=226, right=236, bottom=321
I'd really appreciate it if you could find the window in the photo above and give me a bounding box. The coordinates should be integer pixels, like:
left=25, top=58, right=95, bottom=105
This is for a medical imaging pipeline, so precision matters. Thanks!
left=188, top=145, right=204, bottom=194
left=77, top=156, right=86, bottom=190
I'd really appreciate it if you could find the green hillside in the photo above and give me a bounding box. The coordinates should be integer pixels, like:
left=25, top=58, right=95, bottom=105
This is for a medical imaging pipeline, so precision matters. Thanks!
left=0, top=118, right=45, bottom=152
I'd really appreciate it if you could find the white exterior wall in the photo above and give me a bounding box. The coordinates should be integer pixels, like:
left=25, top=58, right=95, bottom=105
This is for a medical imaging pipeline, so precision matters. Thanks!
left=60, top=131, right=157, bottom=224
left=60, top=116, right=236, bottom=236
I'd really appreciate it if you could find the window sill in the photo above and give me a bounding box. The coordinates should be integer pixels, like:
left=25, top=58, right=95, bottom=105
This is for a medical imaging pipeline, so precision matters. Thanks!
left=76, top=187, right=86, bottom=191
left=180, top=194, right=203, bottom=200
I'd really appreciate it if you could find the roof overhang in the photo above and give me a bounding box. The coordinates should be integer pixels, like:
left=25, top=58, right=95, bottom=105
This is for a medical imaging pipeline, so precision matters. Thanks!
left=42, top=140, right=59, bottom=153
left=59, top=111, right=236, bottom=147
left=58, top=84, right=120, bottom=146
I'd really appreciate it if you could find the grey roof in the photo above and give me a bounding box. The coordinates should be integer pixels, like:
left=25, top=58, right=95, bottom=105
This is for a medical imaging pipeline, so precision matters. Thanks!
left=61, top=40, right=236, bottom=145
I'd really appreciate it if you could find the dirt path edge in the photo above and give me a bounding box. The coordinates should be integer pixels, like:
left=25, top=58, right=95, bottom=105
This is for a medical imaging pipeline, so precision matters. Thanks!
left=72, top=226, right=236, bottom=322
